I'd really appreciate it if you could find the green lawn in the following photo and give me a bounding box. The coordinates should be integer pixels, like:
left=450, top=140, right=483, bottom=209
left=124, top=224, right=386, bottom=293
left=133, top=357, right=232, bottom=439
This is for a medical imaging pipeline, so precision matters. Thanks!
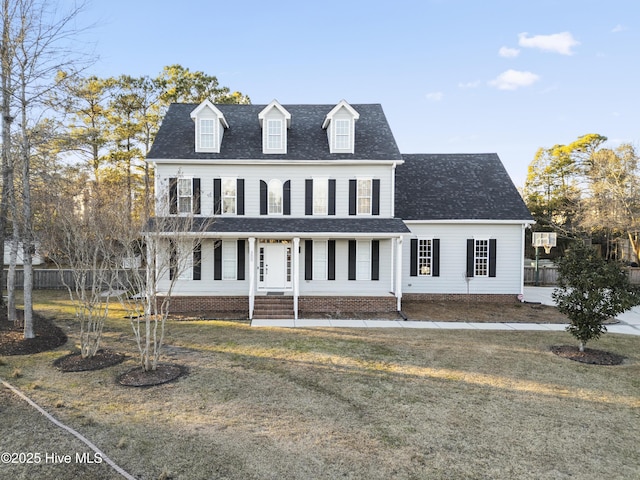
left=1, top=291, right=639, bottom=480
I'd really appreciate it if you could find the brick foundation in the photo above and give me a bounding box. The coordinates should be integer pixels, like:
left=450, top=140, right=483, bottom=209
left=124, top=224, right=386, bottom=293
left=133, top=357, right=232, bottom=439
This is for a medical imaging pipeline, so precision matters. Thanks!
left=402, top=293, right=520, bottom=304
left=159, top=296, right=248, bottom=316
left=299, top=296, right=397, bottom=314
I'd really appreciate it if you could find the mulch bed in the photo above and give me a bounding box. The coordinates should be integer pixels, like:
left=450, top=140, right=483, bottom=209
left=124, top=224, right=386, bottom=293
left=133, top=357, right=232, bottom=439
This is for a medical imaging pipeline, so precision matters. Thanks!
left=551, top=345, right=625, bottom=365
left=0, top=314, right=67, bottom=356
left=117, top=363, right=187, bottom=387
left=53, top=350, right=125, bottom=372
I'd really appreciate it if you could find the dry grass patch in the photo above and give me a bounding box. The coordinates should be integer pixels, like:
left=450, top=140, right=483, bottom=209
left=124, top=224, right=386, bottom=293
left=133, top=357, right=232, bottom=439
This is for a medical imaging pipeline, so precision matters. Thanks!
left=1, top=291, right=639, bottom=479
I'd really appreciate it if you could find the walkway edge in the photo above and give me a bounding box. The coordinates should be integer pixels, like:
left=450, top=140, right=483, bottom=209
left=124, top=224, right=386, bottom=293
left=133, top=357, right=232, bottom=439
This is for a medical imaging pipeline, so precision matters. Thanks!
left=1, top=378, right=136, bottom=480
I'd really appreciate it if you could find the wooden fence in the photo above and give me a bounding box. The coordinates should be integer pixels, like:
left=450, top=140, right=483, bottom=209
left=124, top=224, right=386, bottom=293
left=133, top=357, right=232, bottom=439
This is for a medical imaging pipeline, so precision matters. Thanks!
left=524, top=266, right=640, bottom=285
left=2, top=269, right=145, bottom=290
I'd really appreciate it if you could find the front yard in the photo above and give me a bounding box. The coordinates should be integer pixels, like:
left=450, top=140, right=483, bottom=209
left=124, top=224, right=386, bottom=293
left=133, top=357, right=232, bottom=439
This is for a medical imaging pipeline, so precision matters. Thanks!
left=0, top=291, right=639, bottom=479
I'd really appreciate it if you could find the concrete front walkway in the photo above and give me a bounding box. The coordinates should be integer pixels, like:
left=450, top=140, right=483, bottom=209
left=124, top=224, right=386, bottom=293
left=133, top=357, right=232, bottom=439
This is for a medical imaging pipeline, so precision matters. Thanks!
left=251, top=287, right=640, bottom=336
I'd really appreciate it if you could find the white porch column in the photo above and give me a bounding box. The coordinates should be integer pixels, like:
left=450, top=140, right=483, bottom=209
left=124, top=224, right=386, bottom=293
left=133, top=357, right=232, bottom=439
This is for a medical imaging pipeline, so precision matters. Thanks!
left=395, top=236, right=403, bottom=311
left=293, top=237, right=300, bottom=320
left=248, top=237, right=256, bottom=319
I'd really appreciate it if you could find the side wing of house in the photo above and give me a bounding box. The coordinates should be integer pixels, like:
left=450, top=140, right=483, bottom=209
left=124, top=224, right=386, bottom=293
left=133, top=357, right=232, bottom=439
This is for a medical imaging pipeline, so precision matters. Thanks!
left=396, top=154, right=535, bottom=302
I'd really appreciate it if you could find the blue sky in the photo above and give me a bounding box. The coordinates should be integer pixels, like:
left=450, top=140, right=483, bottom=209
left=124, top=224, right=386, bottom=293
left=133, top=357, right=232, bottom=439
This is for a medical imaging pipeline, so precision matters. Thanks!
left=76, top=0, right=639, bottom=187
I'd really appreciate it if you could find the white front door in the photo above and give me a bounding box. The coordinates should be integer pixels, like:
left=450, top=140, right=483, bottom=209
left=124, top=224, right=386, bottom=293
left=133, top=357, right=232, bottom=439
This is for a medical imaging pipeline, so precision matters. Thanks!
left=258, top=242, right=291, bottom=290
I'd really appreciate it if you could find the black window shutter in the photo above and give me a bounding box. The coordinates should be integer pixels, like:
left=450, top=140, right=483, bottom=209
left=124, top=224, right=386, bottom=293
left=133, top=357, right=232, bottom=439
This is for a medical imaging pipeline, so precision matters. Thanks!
left=260, top=180, right=267, bottom=215
left=489, top=239, right=497, bottom=277
left=348, top=179, right=356, bottom=215
left=237, top=240, right=245, bottom=280
left=237, top=179, right=245, bottom=215
left=328, top=179, right=336, bottom=215
left=328, top=240, right=336, bottom=280
left=305, top=179, right=313, bottom=215
left=214, top=242, right=222, bottom=280
left=169, top=178, right=177, bottom=214
left=283, top=180, right=291, bottom=215
left=305, top=240, right=313, bottom=280
left=213, top=178, right=221, bottom=214
left=466, top=239, right=475, bottom=278
left=371, top=240, right=380, bottom=281
left=372, top=179, right=380, bottom=216
left=193, top=178, right=201, bottom=214
left=432, top=239, right=440, bottom=277
left=193, top=242, right=202, bottom=280
left=410, top=239, right=418, bottom=277
left=348, top=240, right=356, bottom=280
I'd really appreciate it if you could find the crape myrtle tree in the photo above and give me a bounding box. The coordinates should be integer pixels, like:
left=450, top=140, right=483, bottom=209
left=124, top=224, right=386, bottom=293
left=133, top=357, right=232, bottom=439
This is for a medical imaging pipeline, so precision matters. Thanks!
left=40, top=171, right=131, bottom=358
left=552, top=241, right=640, bottom=352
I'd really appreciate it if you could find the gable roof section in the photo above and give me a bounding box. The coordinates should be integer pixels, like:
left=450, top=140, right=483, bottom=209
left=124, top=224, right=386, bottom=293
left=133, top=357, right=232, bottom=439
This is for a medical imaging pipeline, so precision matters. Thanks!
left=147, top=103, right=402, bottom=161
left=395, top=154, right=534, bottom=222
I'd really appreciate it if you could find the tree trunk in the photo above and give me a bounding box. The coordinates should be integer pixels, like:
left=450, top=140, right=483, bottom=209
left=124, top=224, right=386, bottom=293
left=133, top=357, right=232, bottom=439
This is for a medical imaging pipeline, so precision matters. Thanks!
left=579, top=341, right=585, bottom=353
left=628, top=232, right=640, bottom=264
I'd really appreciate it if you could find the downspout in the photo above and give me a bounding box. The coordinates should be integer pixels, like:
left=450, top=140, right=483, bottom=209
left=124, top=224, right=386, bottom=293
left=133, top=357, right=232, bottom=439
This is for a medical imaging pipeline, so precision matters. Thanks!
left=293, top=237, right=300, bottom=320
left=248, top=237, right=255, bottom=319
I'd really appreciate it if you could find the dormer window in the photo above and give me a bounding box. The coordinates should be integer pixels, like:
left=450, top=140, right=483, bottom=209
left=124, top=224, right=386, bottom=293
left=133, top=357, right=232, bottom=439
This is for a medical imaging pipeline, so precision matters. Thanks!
left=258, top=100, right=291, bottom=154
left=190, top=100, right=229, bottom=153
left=323, top=100, right=360, bottom=154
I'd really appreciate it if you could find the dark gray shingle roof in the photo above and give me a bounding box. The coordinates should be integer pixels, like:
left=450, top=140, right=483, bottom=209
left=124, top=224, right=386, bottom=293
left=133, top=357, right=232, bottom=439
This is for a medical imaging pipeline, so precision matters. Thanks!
left=395, top=154, right=533, bottom=221
left=147, top=103, right=402, bottom=161
left=148, top=217, right=410, bottom=235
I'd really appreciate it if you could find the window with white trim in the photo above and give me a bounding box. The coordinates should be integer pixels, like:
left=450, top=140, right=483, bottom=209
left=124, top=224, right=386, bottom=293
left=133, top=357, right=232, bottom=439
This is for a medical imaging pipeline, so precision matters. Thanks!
left=334, top=119, right=350, bottom=150
left=267, top=119, right=283, bottom=150
left=199, top=118, right=215, bottom=150
left=268, top=179, right=283, bottom=215
left=418, top=239, right=432, bottom=276
left=222, top=240, right=237, bottom=280
left=313, top=178, right=328, bottom=215
left=357, top=179, right=372, bottom=215
left=475, top=239, right=489, bottom=277
left=313, top=240, right=327, bottom=280
left=169, top=240, right=194, bottom=280
left=357, top=241, right=371, bottom=280
left=222, top=178, right=236, bottom=214
left=177, top=178, right=193, bottom=214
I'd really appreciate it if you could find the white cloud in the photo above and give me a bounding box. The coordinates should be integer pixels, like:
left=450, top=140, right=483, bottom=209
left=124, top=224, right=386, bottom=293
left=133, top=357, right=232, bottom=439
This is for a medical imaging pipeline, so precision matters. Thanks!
left=489, top=70, right=540, bottom=90
left=458, top=80, right=481, bottom=89
left=499, top=46, right=520, bottom=58
left=612, top=24, right=627, bottom=33
left=518, top=32, right=580, bottom=55
left=426, top=92, right=444, bottom=102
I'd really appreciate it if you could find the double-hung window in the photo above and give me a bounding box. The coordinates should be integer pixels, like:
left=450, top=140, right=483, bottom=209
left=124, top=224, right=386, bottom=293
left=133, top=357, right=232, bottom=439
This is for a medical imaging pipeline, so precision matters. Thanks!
left=222, top=178, right=236, bottom=214
left=313, top=240, right=328, bottom=280
left=177, top=178, right=193, bottom=214
left=268, top=179, right=283, bottom=215
left=222, top=241, right=237, bottom=280
left=334, top=119, right=350, bottom=150
left=474, top=239, right=489, bottom=277
left=267, top=119, right=283, bottom=150
left=313, top=178, right=328, bottom=215
left=418, top=239, right=432, bottom=276
left=199, top=119, right=215, bottom=150
left=357, top=179, right=372, bottom=215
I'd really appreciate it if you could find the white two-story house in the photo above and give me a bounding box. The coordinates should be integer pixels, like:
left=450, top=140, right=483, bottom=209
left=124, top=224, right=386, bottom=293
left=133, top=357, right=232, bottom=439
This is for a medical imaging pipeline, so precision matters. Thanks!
left=146, top=99, right=534, bottom=319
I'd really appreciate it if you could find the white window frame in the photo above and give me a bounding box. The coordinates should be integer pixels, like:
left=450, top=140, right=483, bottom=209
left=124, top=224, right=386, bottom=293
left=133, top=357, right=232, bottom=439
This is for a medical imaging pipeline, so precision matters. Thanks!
left=268, top=179, right=283, bottom=215
left=199, top=118, right=216, bottom=150
left=313, top=240, right=328, bottom=280
left=222, top=240, right=237, bottom=280
left=313, top=178, right=328, bottom=215
left=221, top=177, right=237, bottom=215
left=266, top=118, right=283, bottom=150
left=474, top=239, right=489, bottom=277
left=171, top=240, right=194, bottom=280
left=334, top=118, right=351, bottom=150
left=356, top=240, right=371, bottom=281
left=177, top=177, right=193, bottom=214
left=357, top=178, right=372, bottom=215
left=418, top=238, right=433, bottom=276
